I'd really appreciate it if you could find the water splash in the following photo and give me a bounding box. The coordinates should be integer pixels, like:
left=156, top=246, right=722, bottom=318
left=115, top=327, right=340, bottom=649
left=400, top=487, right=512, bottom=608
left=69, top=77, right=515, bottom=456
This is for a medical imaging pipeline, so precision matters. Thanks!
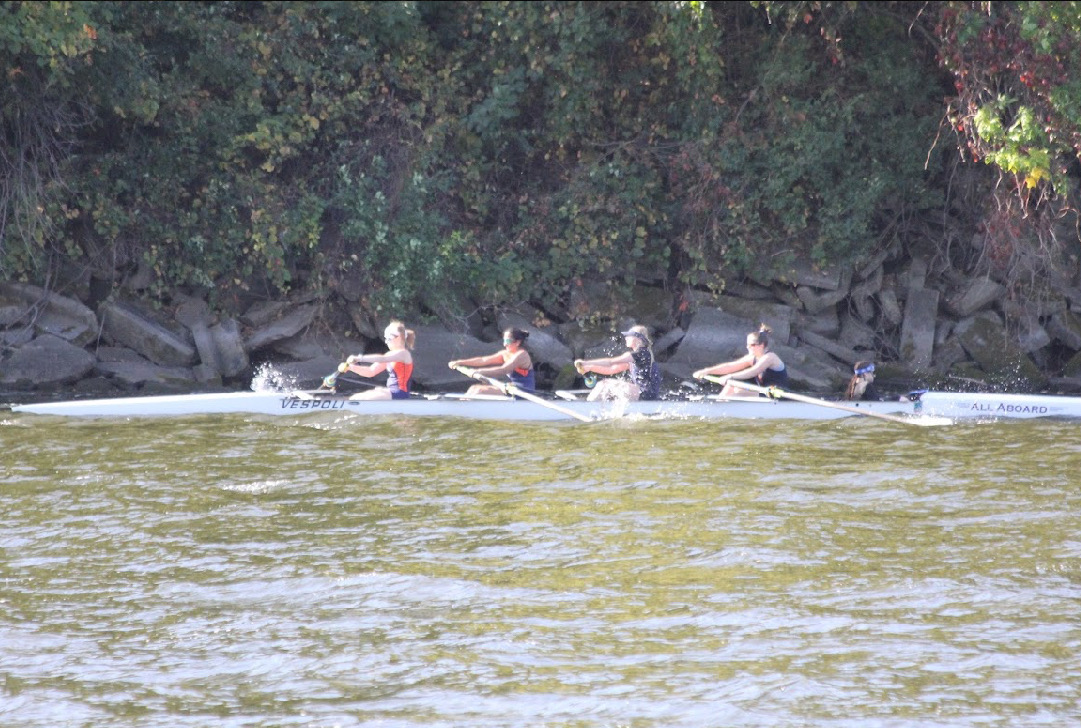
left=250, top=364, right=300, bottom=393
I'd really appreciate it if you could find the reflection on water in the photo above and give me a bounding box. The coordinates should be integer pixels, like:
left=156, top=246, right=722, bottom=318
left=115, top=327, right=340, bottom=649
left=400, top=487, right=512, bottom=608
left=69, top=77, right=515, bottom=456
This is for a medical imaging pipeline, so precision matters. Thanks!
left=2, top=413, right=1079, bottom=726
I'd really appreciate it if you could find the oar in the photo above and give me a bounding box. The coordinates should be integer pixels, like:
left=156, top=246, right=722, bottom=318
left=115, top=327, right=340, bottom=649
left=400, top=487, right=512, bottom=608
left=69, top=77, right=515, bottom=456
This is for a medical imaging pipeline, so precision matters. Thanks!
left=320, top=354, right=362, bottom=390
left=701, top=375, right=950, bottom=427
left=319, top=361, right=349, bottom=390
left=452, top=366, right=593, bottom=423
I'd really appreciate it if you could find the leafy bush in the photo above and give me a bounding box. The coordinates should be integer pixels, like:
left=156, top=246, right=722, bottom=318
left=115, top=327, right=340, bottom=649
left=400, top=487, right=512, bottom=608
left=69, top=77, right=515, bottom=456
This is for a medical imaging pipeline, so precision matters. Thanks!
left=0, top=1, right=1016, bottom=326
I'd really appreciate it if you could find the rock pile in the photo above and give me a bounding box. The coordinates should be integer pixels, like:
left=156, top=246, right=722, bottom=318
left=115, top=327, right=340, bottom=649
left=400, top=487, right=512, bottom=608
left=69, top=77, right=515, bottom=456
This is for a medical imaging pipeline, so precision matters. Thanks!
left=4, top=249, right=1081, bottom=400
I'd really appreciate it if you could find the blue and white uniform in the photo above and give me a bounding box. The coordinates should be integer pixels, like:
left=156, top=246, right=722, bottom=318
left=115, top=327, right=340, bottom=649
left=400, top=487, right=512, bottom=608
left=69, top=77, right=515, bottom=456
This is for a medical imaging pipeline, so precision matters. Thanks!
left=508, top=365, right=536, bottom=394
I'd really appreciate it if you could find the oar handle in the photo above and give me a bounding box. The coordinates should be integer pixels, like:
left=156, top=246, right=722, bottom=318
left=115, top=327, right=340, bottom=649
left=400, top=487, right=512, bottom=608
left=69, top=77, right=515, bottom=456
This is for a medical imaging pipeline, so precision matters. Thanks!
left=452, top=365, right=506, bottom=393
left=321, top=355, right=362, bottom=389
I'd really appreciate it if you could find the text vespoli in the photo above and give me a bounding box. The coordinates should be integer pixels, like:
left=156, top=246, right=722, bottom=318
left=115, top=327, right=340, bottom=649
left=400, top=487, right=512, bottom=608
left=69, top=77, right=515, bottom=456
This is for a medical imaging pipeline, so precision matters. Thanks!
left=280, top=397, right=347, bottom=410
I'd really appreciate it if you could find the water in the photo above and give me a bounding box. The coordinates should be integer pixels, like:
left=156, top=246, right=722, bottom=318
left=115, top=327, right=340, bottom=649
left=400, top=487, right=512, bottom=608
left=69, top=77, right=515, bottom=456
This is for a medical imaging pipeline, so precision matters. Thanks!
left=2, top=411, right=1079, bottom=727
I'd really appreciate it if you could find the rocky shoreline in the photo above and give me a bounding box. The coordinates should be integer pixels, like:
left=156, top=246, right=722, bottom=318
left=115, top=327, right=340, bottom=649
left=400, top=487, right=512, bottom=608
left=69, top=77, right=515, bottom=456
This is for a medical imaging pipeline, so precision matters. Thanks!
left=5, top=247, right=1081, bottom=405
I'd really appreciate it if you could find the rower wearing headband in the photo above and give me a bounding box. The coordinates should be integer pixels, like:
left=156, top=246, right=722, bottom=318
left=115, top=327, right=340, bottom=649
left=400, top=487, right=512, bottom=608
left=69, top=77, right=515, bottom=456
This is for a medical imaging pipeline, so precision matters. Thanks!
left=845, top=360, right=882, bottom=401
left=574, top=324, right=661, bottom=402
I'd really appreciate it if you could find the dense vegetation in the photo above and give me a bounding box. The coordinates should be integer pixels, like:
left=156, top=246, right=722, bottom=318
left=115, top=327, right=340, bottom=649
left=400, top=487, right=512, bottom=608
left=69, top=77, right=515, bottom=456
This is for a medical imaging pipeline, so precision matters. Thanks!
left=2, top=1, right=1079, bottom=325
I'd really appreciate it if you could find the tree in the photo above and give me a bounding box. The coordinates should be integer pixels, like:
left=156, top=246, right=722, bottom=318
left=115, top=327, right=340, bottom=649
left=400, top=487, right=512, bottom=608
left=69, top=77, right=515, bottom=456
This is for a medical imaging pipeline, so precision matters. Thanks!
left=3, top=1, right=1042, bottom=326
left=936, top=1, right=1081, bottom=287
left=0, top=1, right=101, bottom=279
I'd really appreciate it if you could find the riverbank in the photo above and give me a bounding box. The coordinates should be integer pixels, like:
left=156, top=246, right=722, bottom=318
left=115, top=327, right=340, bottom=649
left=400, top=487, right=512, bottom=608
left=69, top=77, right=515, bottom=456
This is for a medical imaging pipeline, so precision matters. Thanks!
left=4, top=245, right=1081, bottom=401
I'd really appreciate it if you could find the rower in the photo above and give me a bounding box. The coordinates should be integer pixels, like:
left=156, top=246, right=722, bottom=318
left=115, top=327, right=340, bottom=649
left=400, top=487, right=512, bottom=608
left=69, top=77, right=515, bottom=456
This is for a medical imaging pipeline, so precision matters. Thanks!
left=448, top=328, right=536, bottom=397
left=573, top=324, right=661, bottom=402
left=342, top=320, right=416, bottom=400
left=692, top=324, right=787, bottom=397
left=845, top=361, right=883, bottom=401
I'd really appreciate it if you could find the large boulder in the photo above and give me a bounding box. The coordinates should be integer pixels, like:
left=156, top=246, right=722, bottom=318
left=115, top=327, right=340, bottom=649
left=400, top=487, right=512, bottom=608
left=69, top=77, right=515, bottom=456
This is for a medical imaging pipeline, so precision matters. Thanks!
left=94, top=358, right=197, bottom=388
left=773, top=343, right=849, bottom=391
left=193, top=318, right=249, bottom=378
left=0, top=282, right=99, bottom=347
left=652, top=326, right=686, bottom=358
left=99, top=301, right=197, bottom=366
left=1, top=334, right=96, bottom=387
left=411, top=325, right=494, bottom=391
left=795, top=328, right=861, bottom=367
left=850, top=264, right=882, bottom=323
left=876, top=285, right=904, bottom=327
left=710, top=295, right=794, bottom=345
left=772, top=260, right=848, bottom=290
left=945, top=277, right=1007, bottom=317
left=663, top=307, right=755, bottom=380
left=839, top=312, right=877, bottom=351
left=244, top=303, right=318, bottom=352
left=173, top=295, right=212, bottom=329
left=795, top=268, right=853, bottom=315
left=240, top=300, right=292, bottom=328
left=899, top=286, right=939, bottom=369
left=795, top=308, right=841, bottom=337
left=954, top=311, right=1046, bottom=388
left=932, top=337, right=969, bottom=373
left=1, top=325, right=34, bottom=348
left=1014, top=313, right=1051, bottom=354
left=1047, top=311, right=1081, bottom=350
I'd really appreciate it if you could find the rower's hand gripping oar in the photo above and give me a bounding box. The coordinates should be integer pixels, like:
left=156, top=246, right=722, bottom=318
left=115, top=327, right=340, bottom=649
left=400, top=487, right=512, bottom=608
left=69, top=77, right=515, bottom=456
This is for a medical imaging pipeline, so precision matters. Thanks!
left=320, top=355, right=361, bottom=390
left=701, top=375, right=951, bottom=427
left=452, top=365, right=593, bottom=423
left=573, top=362, right=599, bottom=389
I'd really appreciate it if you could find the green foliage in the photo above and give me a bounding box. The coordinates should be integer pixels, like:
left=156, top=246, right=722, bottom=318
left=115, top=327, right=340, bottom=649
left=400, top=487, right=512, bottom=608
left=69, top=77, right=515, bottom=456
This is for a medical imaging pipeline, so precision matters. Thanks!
left=331, top=157, right=482, bottom=316
left=428, top=1, right=730, bottom=306
left=973, top=103, right=1054, bottom=189
left=0, top=1, right=102, bottom=275
left=939, top=1, right=1081, bottom=199
left=671, top=3, right=946, bottom=276
left=0, top=1, right=998, bottom=326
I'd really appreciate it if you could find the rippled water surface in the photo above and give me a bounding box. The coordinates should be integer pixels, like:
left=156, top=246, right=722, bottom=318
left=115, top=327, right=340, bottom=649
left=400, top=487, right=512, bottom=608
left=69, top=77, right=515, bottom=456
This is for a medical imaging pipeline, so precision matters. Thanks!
left=2, top=410, right=1079, bottom=727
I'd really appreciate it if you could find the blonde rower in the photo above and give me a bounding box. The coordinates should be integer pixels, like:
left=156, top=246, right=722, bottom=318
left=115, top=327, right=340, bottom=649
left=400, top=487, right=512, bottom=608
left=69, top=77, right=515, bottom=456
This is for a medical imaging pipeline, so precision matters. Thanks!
left=574, top=325, right=661, bottom=402
left=343, top=320, right=415, bottom=400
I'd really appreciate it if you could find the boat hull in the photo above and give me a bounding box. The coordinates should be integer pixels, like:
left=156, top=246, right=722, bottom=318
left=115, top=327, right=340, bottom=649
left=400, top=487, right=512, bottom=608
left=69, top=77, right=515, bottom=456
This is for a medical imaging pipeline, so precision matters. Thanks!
left=914, top=391, right=1081, bottom=420
left=12, top=389, right=1081, bottom=421
left=7, top=390, right=921, bottom=420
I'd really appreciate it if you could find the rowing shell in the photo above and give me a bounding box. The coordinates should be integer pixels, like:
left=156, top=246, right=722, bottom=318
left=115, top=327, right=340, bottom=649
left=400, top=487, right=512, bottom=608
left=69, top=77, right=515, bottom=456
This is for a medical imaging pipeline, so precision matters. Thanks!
left=9, top=389, right=1081, bottom=421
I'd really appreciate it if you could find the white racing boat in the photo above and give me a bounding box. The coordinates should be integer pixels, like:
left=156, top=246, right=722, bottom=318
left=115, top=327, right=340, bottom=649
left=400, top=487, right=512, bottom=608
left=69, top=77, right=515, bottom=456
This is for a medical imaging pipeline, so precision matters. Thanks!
left=8, top=388, right=1081, bottom=422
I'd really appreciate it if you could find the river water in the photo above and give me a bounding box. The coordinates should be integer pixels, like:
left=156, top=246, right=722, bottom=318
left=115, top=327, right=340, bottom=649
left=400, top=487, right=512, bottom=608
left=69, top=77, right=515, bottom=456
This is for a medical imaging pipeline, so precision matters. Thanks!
left=1, top=409, right=1079, bottom=727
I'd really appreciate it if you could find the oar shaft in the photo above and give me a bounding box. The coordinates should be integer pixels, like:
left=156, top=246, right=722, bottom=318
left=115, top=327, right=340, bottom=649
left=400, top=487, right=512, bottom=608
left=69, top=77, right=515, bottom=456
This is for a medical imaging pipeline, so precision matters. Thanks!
left=453, top=366, right=593, bottom=422
left=702, top=375, right=934, bottom=426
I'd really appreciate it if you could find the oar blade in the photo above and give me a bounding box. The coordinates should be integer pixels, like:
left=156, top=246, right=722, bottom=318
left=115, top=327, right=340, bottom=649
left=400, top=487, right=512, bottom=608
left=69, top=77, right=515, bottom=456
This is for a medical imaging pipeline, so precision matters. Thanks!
left=908, top=415, right=954, bottom=427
